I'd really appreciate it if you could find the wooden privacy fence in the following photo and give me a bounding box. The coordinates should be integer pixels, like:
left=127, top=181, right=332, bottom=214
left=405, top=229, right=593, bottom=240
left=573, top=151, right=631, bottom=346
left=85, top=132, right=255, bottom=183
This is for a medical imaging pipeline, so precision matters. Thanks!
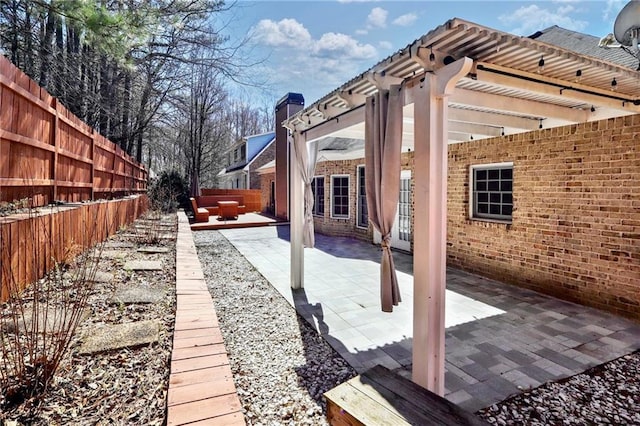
left=201, top=188, right=262, bottom=212
left=0, top=56, right=147, bottom=207
left=0, top=195, right=148, bottom=301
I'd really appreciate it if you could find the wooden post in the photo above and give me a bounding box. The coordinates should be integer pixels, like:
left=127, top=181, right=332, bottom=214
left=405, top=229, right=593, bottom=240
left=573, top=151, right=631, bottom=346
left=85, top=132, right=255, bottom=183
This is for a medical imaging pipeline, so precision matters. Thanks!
left=90, top=129, right=95, bottom=200
left=412, top=58, right=472, bottom=395
left=52, top=99, right=60, bottom=202
left=289, top=131, right=304, bottom=289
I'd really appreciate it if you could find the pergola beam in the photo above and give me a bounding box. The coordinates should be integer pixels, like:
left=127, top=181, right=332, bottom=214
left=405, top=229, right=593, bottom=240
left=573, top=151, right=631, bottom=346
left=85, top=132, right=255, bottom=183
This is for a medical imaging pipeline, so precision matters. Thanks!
left=450, top=88, right=590, bottom=123
left=448, top=107, right=540, bottom=131
left=449, top=121, right=503, bottom=137
left=475, top=63, right=640, bottom=114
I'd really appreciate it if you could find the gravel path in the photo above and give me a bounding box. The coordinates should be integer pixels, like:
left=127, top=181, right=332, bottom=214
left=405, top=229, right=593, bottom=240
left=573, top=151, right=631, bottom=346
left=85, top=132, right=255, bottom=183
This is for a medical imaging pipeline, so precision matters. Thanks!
left=195, top=229, right=640, bottom=426
left=194, top=230, right=357, bottom=425
left=477, top=350, right=640, bottom=425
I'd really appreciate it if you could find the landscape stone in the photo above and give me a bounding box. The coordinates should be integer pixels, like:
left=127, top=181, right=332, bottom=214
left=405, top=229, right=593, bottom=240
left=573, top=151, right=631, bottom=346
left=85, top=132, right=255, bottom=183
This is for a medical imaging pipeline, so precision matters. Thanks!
left=124, top=260, right=163, bottom=271
left=110, top=286, right=166, bottom=305
left=91, top=271, right=114, bottom=283
left=103, top=241, right=135, bottom=249
left=2, top=306, right=89, bottom=334
left=137, top=246, right=170, bottom=254
left=100, top=250, right=127, bottom=259
left=78, top=320, right=159, bottom=354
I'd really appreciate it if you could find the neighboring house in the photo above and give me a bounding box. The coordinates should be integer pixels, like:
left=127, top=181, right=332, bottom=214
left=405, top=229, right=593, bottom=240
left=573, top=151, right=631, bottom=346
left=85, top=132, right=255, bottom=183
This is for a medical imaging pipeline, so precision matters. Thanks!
left=218, top=131, right=276, bottom=190
left=262, top=21, right=640, bottom=322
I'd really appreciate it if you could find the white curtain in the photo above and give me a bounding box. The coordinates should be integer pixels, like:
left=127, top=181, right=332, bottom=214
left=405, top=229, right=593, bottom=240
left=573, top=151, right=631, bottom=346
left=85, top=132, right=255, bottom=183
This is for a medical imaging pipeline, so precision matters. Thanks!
left=365, top=85, right=403, bottom=312
left=293, top=135, right=319, bottom=248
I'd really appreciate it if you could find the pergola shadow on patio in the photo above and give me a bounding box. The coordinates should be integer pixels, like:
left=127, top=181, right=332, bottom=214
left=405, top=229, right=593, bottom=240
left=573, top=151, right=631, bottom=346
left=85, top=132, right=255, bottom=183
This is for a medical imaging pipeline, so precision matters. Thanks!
left=221, top=225, right=640, bottom=412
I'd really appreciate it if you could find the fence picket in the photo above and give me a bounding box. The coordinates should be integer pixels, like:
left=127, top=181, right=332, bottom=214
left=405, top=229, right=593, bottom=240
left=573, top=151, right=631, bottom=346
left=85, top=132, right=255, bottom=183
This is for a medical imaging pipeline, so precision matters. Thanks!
left=0, top=56, right=147, bottom=206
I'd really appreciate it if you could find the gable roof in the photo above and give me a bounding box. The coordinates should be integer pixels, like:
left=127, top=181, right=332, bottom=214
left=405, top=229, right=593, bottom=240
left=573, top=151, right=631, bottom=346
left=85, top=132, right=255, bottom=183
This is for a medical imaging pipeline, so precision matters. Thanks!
left=530, top=25, right=639, bottom=70
left=221, top=131, right=275, bottom=174
left=247, top=131, right=275, bottom=161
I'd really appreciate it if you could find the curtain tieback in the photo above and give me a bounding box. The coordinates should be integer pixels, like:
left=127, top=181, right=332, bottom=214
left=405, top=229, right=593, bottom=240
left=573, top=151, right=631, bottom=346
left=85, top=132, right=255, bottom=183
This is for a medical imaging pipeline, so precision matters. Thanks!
left=381, top=235, right=392, bottom=251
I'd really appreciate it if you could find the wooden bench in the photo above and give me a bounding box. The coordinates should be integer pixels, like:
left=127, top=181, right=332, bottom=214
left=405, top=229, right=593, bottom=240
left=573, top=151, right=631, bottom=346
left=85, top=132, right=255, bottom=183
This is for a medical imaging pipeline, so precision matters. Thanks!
left=195, top=195, right=246, bottom=216
left=324, top=365, right=488, bottom=425
left=189, top=197, right=209, bottom=223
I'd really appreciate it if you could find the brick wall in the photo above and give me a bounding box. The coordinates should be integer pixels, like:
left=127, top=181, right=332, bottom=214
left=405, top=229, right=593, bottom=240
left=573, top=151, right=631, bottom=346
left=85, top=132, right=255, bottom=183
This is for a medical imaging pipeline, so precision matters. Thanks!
left=259, top=172, right=275, bottom=214
left=312, top=153, right=414, bottom=241
left=249, top=142, right=276, bottom=190
left=447, top=114, right=640, bottom=320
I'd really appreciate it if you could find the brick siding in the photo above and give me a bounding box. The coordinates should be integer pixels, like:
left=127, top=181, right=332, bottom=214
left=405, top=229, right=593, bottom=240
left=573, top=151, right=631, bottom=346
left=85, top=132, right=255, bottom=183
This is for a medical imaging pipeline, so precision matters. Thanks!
left=249, top=142, right=276, bottom=190
left=312, top=153, right=414, bottom=241
left=447, top=115, right=640, bottom=320
left=259, top=172, right=275, bottom=214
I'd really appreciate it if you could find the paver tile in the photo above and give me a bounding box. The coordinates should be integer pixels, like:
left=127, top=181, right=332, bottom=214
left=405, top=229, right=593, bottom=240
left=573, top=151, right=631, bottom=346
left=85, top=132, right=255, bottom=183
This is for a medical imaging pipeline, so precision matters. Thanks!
left=185, top=412, right=246, bottom=426
left=174, top=318, right=219, bottom=331
left=174, top=327, right=221, bottom=340
left=172, top=331, right=224, bottom=349
left=169, top=364, right=234, bottom=388
left=171, top=353, right=230, bottom=374
left=171, top=343, right=228, bottom=361
left=167, top=380, right=238, bottom=406
left=166, top=393, right=242, bottom=425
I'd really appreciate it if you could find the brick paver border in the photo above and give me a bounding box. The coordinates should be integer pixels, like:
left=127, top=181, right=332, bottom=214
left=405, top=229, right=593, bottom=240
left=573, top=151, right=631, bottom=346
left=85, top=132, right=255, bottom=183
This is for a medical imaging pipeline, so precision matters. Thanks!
left=166, top=212, right=245, bottom=426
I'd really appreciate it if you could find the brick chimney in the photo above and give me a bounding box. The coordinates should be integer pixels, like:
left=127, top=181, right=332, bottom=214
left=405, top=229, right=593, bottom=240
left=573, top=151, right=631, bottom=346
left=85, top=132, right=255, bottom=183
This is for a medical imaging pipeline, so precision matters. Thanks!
left=274, top=93, right=304, bottom=220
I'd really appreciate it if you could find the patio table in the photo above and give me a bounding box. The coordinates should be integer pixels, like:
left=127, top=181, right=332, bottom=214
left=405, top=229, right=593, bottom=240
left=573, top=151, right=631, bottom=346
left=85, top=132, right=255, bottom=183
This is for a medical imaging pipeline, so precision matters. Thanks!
left=218, top=200, right=239, bottom=220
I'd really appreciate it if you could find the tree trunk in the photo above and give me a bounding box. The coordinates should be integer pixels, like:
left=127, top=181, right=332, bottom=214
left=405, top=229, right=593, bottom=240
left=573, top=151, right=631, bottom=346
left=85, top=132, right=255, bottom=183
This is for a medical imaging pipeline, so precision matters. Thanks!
left=38, top=7, right=55, bottom=87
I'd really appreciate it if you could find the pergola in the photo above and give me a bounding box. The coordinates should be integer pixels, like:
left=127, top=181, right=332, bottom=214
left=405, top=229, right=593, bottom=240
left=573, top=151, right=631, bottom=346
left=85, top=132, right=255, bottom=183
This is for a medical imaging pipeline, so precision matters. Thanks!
left=283, top=18, right=640, bottom=395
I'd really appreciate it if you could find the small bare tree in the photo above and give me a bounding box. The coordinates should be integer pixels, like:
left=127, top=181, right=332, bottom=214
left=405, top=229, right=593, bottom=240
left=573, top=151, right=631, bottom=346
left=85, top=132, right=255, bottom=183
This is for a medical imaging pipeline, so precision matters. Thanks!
left=0, top=203, right=113, bottom=412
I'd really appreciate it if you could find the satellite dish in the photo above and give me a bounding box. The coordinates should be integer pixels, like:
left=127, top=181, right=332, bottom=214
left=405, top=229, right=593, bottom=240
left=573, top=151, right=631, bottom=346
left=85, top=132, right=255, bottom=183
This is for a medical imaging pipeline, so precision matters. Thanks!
left=613, top=0, right=640, bottom=47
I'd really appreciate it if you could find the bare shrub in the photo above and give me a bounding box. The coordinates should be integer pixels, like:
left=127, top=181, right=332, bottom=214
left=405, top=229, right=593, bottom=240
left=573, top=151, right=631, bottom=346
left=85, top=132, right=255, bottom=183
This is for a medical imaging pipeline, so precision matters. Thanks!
left=0, top=204, right=111, bottom=414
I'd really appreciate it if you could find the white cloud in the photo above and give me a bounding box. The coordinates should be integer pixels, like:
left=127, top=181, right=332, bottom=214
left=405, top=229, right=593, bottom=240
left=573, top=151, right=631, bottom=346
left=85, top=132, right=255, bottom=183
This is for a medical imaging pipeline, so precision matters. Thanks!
left=251, top=18, right=312, bottom=47
left=355, top=28, right=368, bottom=35
left=498, top=4, right=588, bottom=35
left=313, top=32, right=377, bottom=60
left=249, top=17, right=380, bottom=103
left=252, top=18, right=375, bottom=61
left=367, top=7, right=388, bottom=29
left=379, top=40, right=393, bottom=50
left=392, top=13, right=417, bottom=27
left=604, top=0, right=627, bottom=21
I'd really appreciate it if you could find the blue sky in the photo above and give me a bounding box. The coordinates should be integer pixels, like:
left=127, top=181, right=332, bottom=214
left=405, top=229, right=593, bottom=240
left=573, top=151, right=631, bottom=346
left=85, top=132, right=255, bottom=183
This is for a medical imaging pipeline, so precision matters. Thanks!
left=220, top=0, right=630, bottom=107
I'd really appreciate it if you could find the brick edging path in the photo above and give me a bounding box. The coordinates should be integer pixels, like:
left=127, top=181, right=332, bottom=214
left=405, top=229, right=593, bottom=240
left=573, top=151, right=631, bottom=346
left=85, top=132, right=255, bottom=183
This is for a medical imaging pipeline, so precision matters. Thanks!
left=166, top=212, right=245, bottom=425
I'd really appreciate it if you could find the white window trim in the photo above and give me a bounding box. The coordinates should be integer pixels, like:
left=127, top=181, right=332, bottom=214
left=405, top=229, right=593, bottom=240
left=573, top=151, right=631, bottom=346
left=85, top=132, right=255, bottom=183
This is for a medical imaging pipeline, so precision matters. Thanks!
left=330, top=174, right=350, bottom=220
left=468, top=161, right=513, bottom=223
left=356, top=165, right=367, bottom=229
left=312, top=175, right=325, bottom=217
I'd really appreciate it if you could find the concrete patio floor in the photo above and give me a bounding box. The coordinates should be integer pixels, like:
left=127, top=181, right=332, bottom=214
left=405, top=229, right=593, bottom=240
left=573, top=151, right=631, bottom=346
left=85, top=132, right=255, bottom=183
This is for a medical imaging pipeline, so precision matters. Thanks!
left=220, top=225, right=640, bottom=412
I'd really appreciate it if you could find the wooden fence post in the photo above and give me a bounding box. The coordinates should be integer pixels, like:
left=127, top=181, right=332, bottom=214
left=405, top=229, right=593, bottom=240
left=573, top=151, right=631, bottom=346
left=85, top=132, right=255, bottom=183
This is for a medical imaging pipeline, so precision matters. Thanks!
left=90, top=129, right=95, bottom=200
left=52, top=98, right=60, bottom=202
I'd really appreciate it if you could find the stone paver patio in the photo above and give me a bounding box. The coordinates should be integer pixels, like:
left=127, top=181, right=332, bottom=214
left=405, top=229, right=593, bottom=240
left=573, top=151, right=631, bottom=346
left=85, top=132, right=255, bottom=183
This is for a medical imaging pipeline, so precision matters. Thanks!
left=220, top=225, right=640, bottom=412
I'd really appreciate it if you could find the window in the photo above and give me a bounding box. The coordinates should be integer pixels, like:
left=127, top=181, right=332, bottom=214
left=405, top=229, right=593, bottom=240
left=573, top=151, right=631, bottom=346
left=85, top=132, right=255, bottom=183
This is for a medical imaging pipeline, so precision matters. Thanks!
left=471, top=163, right=513, bottom=222
left=357, top=166, right=368, bottom=228
left=311, top=177, right=325, bottom=216
left=331, top=175, right=350, bottom=219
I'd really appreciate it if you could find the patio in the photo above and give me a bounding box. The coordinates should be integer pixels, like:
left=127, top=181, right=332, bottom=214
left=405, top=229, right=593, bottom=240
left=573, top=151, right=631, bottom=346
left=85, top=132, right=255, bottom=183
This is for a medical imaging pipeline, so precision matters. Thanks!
left=219, top=225, right=640, bottom=412
left=190, top=212, right=280, bottom=231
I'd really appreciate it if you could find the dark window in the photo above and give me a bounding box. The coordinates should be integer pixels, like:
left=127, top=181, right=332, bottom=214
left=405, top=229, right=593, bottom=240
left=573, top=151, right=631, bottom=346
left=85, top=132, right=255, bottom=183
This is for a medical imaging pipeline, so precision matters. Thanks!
left=472, top=164, right=513, bottom=221
left=311, top=177, right=324, bottom=216
left=331, top=175, right=350, bottom=218
left=357, top=166, right=368, bottom=227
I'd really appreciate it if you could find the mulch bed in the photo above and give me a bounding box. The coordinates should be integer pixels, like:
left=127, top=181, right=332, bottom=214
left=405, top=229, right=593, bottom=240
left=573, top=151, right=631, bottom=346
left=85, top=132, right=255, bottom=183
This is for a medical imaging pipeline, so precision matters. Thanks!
left=0, top=213, right=176, bottom=425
